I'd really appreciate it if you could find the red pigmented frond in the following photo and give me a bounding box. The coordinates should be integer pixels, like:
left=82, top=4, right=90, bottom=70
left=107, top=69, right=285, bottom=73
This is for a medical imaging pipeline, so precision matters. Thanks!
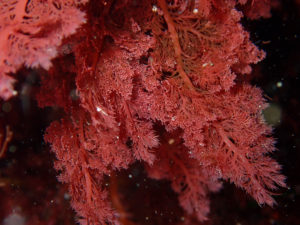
left=45, top=117, right=115, bottom=225
left=147, top=131, right=222, bottom=221
left=0, top=0, right=87, bottom=99
left=44, top=107, right=134, bottom=224
left=239, top=0, right=277, bottom=19
left=0, top=74, right=16, bottom=100
left=34, top=0, right=284, bottom=224
left=151, top=0, right=264, bottom=93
